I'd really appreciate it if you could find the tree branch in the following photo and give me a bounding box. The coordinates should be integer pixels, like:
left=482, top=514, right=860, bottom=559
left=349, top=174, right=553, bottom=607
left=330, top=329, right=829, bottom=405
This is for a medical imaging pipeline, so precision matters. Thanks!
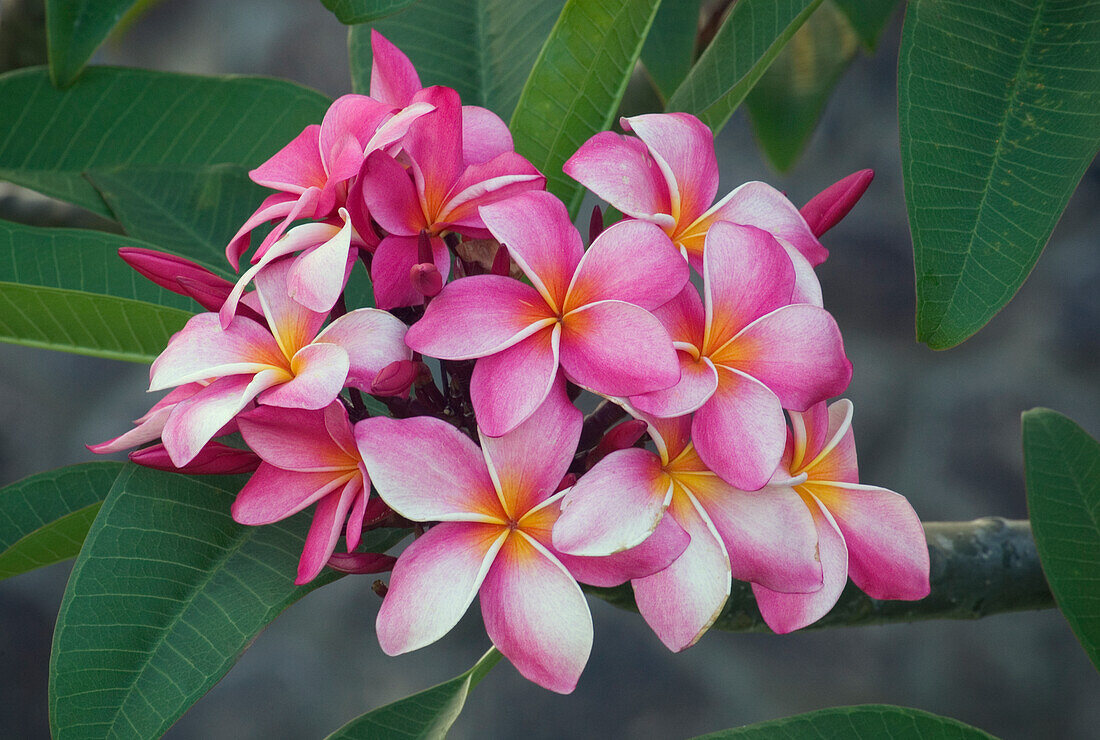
left=587, top=518, right=1054, bottom=632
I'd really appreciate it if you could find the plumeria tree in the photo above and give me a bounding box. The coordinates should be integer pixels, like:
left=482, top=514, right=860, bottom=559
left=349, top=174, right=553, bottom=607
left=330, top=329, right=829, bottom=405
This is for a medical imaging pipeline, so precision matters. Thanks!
left=0, top=0, right=1098, bottom=737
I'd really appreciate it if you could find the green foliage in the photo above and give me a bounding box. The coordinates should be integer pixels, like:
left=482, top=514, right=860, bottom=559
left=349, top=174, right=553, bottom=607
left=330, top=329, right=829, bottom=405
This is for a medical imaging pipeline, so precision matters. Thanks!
left=323, top=0, right=420, bottom=24
left=0, top=218, right=200, bottom=361
left=832, top=0, right=899, bottom=51
left=48, top=465, right=343, bottom=739
left=640, top=0, right=702, bottom=102
left=348, top=0, right=565, bottom=120
left=665, top=0, right=822, bottom=133
left=1023, top=408, right=1100, bottom=673
left=510, top=0, right=662, bottom=216
left=746, top=1, right=860, bottom=172
left=325, top=648, right=501, bottom=739
left=0, top=462, right=124, bottom=580
left=900, top=0, right=1100, bottom=349
left=0, top=67, right=329, bottom=219
left=694, top=704, right=995, bottom=738
left=45, top=0, right=139, bottom=86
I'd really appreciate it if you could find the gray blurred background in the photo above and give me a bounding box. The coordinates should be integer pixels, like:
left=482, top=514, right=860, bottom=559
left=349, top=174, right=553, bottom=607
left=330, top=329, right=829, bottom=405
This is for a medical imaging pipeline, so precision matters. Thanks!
left=1, top=1, right=1099, bottom=737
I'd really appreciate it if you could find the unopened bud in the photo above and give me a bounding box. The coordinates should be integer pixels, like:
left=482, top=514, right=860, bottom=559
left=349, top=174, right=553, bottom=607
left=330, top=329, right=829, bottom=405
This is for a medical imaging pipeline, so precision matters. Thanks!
left=410, top=263, right=443, bottom=297
left=129, top=442, right=261, bottom=475
left=587, top=419, right=648, bottom=468
left=417, top=229, right=434, bottom=264
left=555, top=473, right=577, bottom=493
left=326, top=552, right=397, bottom=575
left=491, top=243, right=511, bottom=276
left=119, top=247, right=236, bottom=311
left=800, top=169, right=874, bottom=237
left=370, top=359, right=418, bottom=398
left=589, top=205, right=604, bottom=243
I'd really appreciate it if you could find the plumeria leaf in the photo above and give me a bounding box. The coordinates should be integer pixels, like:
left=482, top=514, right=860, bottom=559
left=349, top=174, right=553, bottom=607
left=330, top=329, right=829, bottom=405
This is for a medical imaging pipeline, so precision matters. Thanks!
left=0, top=218, right=202, bottom=362
left=49, top=465, right=343, bottom=740
left=85, top=164, right=266, bottom=272
left=347, top=0, right=565, bottom=120
left=0, top=462, right=124, bottom=581
left=900, top=0, right=1100, bottom=349
left=1023, top=408, right=1100, bottom=673
left=322, top=0, right=419, bottom=24
left=324, top=647, right=501, bottom=739
left=665, top=0, right=822, bottom=133
left=693, top=704, right=995, bottom=738
left=745, top=1, right=860, bottom=172
left=0, top=66, right=330, bottom=219
left=511, top=0, right=663, bottom=216
left=832, top=0, right=900, bottom=51
left=640, top=0, right=702, bottom=102
left=45, top=0, right=139, bottom=86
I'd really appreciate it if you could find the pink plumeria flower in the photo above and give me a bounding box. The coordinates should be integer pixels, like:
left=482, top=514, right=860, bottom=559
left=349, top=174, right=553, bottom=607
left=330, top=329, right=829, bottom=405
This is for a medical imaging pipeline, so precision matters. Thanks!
left=554, top=410, right=820, bottom=652
left=356, top=382, right=685, bottom=693
left=752, top=400, right=931, bottom=633
left=148, top=259, right=409, bottom=467
left=357, top=85, right=545, bottom=308
left=233, top=402, right=389, bottom=584
left=565, top=112, right=824, bottom=304
left=405, top=190, right=688, bottom=436
left=630, top=221, right=851, bottom=490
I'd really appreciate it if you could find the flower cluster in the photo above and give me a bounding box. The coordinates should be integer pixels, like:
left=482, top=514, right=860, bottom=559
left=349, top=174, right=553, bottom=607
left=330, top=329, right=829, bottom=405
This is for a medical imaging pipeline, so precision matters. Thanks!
left=92, top=32, right=929, bottom=693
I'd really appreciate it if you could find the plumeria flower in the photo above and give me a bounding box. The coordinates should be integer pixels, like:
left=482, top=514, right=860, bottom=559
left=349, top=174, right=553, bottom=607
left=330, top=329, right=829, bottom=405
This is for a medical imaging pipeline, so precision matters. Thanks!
left=149, top=259, right=409, bottom=466
left=406, top=190, right=688, bottom=436
left=357, top=85, right=545, bottom=308
left=554, top=410, right=821, bottom=652
left=752, top=400, right=931, bottom=633
left=630, top=221, right=851, bottom=490
left=356, top=381, right=686, bottom=693
left=233, top=402, right=389, bottom=584
left=565, top=112, right=824, bottom=304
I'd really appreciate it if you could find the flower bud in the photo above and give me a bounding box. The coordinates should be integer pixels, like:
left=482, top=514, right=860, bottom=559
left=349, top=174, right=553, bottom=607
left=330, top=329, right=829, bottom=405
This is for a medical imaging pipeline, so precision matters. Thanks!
left=410, top=262, right=443, bottom=297
left=587, top=419, right=648, bottom=468
left=555, top=472, right=577, bottom=493
left=588, top=205, right=604, bottom=243
left=129, top=442, right=261, bottom=475
left=800, top=169, right=874, bottom=237
left=491, top=243, right=511, bottom=276
left=119, top=247, right=234, bottom=311
left=370, top=359, right=418, bottom=398
left=326, top=552, right=397, bottom=575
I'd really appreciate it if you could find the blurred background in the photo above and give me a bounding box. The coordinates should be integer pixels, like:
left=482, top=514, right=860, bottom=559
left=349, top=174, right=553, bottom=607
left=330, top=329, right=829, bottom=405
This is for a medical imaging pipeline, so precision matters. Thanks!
left=1, top=0, right=1098, bottom=737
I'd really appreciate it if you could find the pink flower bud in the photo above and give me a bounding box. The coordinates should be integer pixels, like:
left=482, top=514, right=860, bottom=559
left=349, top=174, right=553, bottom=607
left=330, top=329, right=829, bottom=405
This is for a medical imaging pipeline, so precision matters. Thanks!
left=799, top=169, right=874, bottom=237
left=588, top=205, right=604, bottom=243
left=370, top=359, right=418, bottom=397
left=410, top=262, right=443, bottom=297
left=587, top=419, right=648, bottom=468
left=326, top=552, right=397, bottom=575
left=129, top=442, right=261, bottom=475
left=119, top=247, right=235, bottom=310
left=491, top=243, right=511, bottom=276
left=555, top=472, right=577, bottom=493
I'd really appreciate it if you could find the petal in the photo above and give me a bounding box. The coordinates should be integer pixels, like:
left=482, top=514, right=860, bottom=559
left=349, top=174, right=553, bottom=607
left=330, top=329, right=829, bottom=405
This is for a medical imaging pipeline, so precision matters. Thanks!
left=806, top=482, right=930, bottom=600
left=652, top=283, right=705, bottom=348
left=801, top=398, right=858, bottom=483
left=369, top=234, right=451, bottom=310
left=789, top=401, right=831, bottom=472
left=369, top=29, right=422, bottom=107
left=623, top=113, right=718, bottom=227
left=645, top=413, right=694, bottom=464
left=314, top=307, right=411, bottom=392
left=713, top=304, right=852, bottom=411
left=359, top=149, right=425, bottom=236
left=287, top=215, right=356, bottom=313
left=478, top=191, right=584, bottom=313
left=562, top=131, right=674, bottom=227
left=552, top=447, right=670, bottom=556
left=257, top=342, right=349, bottom=410
left=232, top=463, right=353, bottom=525
left=480, top=532, right=592, bottom=694
left=149, top=313, right=285, bottom=391
left=250, top=124, right=326, bottom=193
left=226, top=192, right=298, bottom=269
left=629, top=352, right=718, bottom=418
left=470, top=326, right=561, bottom=438
left=556, top=512, right=690, bottom=587
left=355, top=415, right=505, bottom=522
left=405, top=274, right=554, bottom=360
left=478, top=375, right=581, bottom=516
left=296, top=478, right=362, bottom=584
left=254, top=259, right=328, bottom=358
left=564, top=219, right=689, bottom=312
left=378, top=521, right=506, bottom=654
left=461, top=105, right=513, bottom=165
left=702, top=221, right=795, bottom=353
left=631, top=488, right=730, bottom=651
left=319, top=94, right=392, bottom=178
left=236, top=403, right=354, bottom=472
left=781, top=239, right=824, bottom=308
left=438, top=152, right=545, bottom=233
left=752, top=496, right=848, bottom=633
left=692, top=367, right=785, bottom=491
left=559, top=300, right=680, bottom=397
left=404, top=86, right=464, bottom=220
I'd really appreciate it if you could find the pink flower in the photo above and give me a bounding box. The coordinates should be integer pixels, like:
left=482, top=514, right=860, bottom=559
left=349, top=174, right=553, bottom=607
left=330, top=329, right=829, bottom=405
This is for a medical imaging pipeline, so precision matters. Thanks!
left=554, top=410, right=820, bottom=652
left=751, top=400, right=931, bottom=633
left=355, top=382, right=684, bottom=693
left=148, top=259, right=409, bottom=466
left=405, top=190, right=688, bottom=436
left=233, top=402, right=389, bottom=584
left=630, top=221, right=851, bottom=490
left=564, top=112, right=824, bottom=304
left=799, top=169, right=874, bottom=238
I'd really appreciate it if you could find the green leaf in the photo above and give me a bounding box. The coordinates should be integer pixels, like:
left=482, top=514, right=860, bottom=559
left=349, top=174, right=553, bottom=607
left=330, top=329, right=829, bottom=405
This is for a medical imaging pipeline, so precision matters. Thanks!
left=86, top=164, right=266, bottom=271
left=0, top=462, right=124, bottom=580
left=1023, top=408, right=1100, bottom=673
left=347, top=0, right=566, bottom=120
left=0, top=66, right=330, bottom=219
left=745, top=1, right=860, bottom=172
left=0, top=218, right=199, bottom=361
left=694, top=704, right=996, bottom=738
left=510, top=0, right=663, bottom=215
left=49, top=465, right=342, bottom=739
left=832, top=0, right=900, bottom=51
left=640, top=0, right=702, bottom=102
left=900, top=0, right=1100, bottom=349
left=323, top=0, right=420, bottom=24
left=45, top=0, right=138, bottom=87
left=665, top=0, right=822, bottom=133
left=325, top=647, right=501, bottom=739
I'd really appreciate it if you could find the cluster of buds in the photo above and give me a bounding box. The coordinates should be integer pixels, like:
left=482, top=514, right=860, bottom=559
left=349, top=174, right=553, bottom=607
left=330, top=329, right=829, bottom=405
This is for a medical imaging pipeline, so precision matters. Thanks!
left=92, top=32, right=928, bottom=693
